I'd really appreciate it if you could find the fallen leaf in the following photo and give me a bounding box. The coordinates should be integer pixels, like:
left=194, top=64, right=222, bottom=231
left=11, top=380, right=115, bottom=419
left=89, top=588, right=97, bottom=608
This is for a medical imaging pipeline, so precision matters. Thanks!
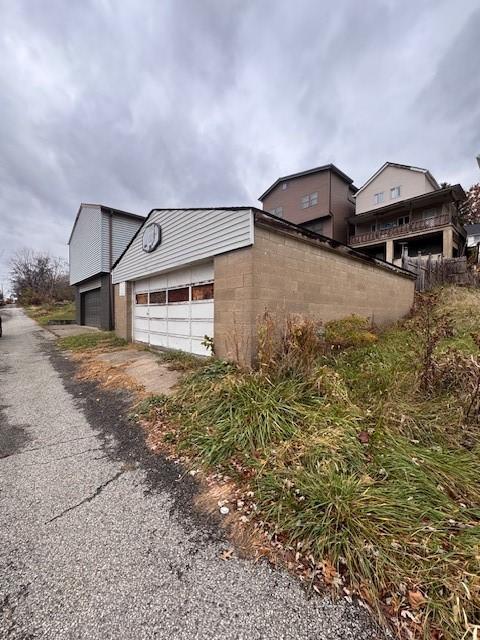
left=220, top=548, right=234, bottom=560
left=321, top=559, right=337, bottom=585
left=358, top=431, right=370, bottom=444
left=408, top=589, right=427, bottom=609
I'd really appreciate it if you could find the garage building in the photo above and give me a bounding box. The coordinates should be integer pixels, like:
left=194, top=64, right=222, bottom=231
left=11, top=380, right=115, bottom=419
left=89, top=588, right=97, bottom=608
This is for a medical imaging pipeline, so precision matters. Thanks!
left=112, top=208, right=415, bottom=366
left=69, top=204, right=145, bottom=329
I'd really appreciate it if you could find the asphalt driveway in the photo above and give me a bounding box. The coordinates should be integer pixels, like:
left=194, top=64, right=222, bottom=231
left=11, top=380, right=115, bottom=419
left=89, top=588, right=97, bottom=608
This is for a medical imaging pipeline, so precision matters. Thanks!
left=0, top=307, right=384, bottom=639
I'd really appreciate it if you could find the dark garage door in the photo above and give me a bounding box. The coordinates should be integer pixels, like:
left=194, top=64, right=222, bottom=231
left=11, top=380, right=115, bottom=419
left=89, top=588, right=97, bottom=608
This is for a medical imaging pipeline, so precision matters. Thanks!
left=82, top=288, right=101, bottom=327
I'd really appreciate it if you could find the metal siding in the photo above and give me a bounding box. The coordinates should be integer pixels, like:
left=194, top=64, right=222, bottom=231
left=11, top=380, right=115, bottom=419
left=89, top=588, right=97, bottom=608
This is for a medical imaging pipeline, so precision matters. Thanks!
left=78, top=278, right=102, bottom=293
left=69, top=205, right=103, bottom=285
left=111, top=215, right=144, bottom=263
left=112, top=209, right=253, bottom=284
left=100, top=212, right=143, bottom=271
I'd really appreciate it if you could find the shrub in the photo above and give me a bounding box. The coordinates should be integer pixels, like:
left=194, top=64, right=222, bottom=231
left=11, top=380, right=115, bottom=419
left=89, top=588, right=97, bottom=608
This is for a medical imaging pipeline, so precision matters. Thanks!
left=257, top=311, right=325, bottom=377
left=324, top=314, right=377, bottom=349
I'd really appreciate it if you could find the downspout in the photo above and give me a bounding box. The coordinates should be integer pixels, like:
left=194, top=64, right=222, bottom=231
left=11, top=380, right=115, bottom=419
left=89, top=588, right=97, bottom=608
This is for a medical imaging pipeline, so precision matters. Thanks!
left=109, top=210, right=114, bottom=331
left=329, top=171, right=332, bottom=237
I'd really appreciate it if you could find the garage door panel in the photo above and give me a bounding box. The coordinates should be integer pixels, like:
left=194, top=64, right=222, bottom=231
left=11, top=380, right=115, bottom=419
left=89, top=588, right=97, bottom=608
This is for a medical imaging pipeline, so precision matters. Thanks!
left=166, top=267, right=191, bottom=287
left=149, top=274, right=168, bottom=290
left=133, top=263, right=214, bottom=356
left=149, top=318, right=167, bottom=333
left=134, top=330, right=149, bottom=343
left=82, top=288, right=101, bottom=327
left=149, top=306, right=167, bottom=319
left=149, top=333, right=168, bottom=348
left=191, top=338, right=210, bottom=356
left=135, top=309, right=149, bottom=320
left=168, top=319, right=190, bottom=336
left=134, top=317, right=149, bottom=331
left=167, top=304, right=190, bottom=320
left=191, top=320, right=213, bottom=339
left=191, top=302, right=214, bottom=319
left=168, top=335, right=191, bottom=351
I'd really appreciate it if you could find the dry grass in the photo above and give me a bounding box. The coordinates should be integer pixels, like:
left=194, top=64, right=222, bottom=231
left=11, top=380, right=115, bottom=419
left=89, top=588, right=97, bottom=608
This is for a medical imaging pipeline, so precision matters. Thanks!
left=147, top=286, right=480, bottom=640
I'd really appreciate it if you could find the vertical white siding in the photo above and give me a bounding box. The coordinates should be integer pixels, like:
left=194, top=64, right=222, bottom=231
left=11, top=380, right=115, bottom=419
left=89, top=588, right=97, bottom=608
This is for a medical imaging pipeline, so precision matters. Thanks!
left=112, top=208, right=254, bottom=284
left=69, top=205, right=103, bottom=284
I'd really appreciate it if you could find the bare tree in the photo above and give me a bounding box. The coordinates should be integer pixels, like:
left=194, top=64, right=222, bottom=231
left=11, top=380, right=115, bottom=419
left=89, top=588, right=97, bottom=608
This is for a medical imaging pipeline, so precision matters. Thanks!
left=9, top=249, right=73, bottom=305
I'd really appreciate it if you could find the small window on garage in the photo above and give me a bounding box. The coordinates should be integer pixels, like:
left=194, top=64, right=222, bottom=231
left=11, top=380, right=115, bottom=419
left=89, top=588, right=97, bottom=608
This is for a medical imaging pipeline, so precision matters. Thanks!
left=136, top=293, right=148, bottom=304
left=167, top=287, right=190, bottom=303
left=192, top=283, right=214, bottom=301
left=150, top=290, right=166, bottom=304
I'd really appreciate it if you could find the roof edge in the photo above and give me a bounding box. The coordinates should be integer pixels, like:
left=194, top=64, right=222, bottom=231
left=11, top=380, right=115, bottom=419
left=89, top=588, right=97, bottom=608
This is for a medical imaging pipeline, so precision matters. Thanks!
left=252, top=208, right=416, bottom=280
left=258, top=164, right=356, bottom=201
left=349, top=184, right=466, bottom=222
left=355, top=162, right=441, bottom=197
left=68, top=203, right=145, bottom=245
left=110, top=207, right=256, bottom=271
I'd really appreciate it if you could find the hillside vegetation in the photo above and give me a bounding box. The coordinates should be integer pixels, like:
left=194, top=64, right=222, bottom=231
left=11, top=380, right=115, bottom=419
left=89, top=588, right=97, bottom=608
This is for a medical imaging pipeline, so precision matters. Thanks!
left=144, top=287, right=480, bottom=639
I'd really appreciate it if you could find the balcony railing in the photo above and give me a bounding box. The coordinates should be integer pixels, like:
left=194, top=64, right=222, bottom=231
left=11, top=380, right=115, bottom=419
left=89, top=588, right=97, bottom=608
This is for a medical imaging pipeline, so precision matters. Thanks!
left=350, top=213, right=453, bottom=245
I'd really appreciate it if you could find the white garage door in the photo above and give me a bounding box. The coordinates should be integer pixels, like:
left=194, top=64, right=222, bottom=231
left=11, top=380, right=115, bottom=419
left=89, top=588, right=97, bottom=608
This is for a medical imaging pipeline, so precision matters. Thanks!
left=133, top=262, right=214, bottom=356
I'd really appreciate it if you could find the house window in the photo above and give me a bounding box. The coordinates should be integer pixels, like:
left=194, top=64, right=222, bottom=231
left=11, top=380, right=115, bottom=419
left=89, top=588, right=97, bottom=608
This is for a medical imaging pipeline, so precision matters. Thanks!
left=167, top=287, right=189, bottom=303
left=271, top=206, right=283, bottom=217
left=192, top=283, right=214, bottom=301
left=398, top=216, right=410, bottom=226
left=282, top=182, right=288, bottom=190
left=370, top=223, right=376, bottom=232
left=379, top=221, right=396, bottom=230
left=301, top=192, right=318, bottom=209
left=150, top=290, right=166, bottom=304
left=135, top=293, right=148, bottom=304
left=374, top=192, right=384, bottom=205
left=390, top=186, right=401, bottom=199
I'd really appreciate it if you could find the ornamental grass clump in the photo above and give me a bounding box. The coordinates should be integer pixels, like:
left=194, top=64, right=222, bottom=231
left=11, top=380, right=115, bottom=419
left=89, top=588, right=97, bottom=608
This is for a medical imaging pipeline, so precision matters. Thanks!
left=159, top=286, right=480, bottom=639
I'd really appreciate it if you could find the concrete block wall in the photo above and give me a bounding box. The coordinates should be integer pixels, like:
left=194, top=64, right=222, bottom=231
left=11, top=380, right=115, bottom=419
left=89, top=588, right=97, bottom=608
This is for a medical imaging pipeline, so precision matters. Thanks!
left=214, top=224, right=415, bottom=366
left=114, top=283, right=132, bottom=341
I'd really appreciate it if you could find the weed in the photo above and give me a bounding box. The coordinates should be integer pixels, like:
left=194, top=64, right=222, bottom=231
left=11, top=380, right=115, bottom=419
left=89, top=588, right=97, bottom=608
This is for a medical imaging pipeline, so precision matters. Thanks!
left=58, top=332, right=127, bottom=351
left=156, top=348, right=209, bottom=371
left=324, top=314, right=377, bottom=349
left=257, top=311, right=325, bottom=377
left=148, top=286, right=480, bottom=639
left=129, top=395, right=168, bottom=420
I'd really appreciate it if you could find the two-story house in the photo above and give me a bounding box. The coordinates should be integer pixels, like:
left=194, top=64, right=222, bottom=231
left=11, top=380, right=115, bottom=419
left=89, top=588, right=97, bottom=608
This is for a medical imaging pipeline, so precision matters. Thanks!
left=259, top=164, right=357, bottom=243
left=348, top=162, right=466, bottom=264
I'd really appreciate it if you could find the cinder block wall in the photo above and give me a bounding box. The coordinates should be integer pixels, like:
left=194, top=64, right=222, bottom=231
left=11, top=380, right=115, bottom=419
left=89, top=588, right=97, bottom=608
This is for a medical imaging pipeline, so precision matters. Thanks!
left=214, top=224, right=415, bottom=366
left=114, top=283, right=132, bottom=341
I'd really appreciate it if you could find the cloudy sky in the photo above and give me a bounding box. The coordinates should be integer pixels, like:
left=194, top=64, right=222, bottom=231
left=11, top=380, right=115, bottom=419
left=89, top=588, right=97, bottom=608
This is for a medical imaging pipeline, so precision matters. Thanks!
left=1, top=0, right=479, bottom=289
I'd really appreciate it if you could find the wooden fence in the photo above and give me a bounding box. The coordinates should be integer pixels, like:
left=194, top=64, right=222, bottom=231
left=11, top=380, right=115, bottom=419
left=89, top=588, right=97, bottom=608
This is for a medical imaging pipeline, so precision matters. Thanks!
left=401, top=255, right=480, bottom=291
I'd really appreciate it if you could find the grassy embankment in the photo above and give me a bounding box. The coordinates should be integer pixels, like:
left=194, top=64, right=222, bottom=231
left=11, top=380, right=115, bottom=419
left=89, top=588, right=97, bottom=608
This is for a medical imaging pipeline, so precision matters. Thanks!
left=140, top=287, right=480, bottom=640
left=25, top=301, right=75, bottom=325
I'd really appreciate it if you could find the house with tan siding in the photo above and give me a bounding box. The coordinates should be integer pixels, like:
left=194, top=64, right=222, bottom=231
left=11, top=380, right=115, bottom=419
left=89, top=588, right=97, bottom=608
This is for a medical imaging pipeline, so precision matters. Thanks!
left=349, top=162, right=466, bottom=264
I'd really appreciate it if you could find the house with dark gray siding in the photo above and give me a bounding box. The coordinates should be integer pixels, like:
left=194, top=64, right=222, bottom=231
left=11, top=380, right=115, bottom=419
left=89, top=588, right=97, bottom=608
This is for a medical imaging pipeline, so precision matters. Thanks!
left=68, top=204, right=145, bottom=329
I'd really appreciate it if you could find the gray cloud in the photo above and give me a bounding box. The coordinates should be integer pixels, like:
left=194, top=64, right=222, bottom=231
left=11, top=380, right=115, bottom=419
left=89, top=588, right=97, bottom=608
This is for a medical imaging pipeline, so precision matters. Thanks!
left=0, top=0, right=479, bottom=290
